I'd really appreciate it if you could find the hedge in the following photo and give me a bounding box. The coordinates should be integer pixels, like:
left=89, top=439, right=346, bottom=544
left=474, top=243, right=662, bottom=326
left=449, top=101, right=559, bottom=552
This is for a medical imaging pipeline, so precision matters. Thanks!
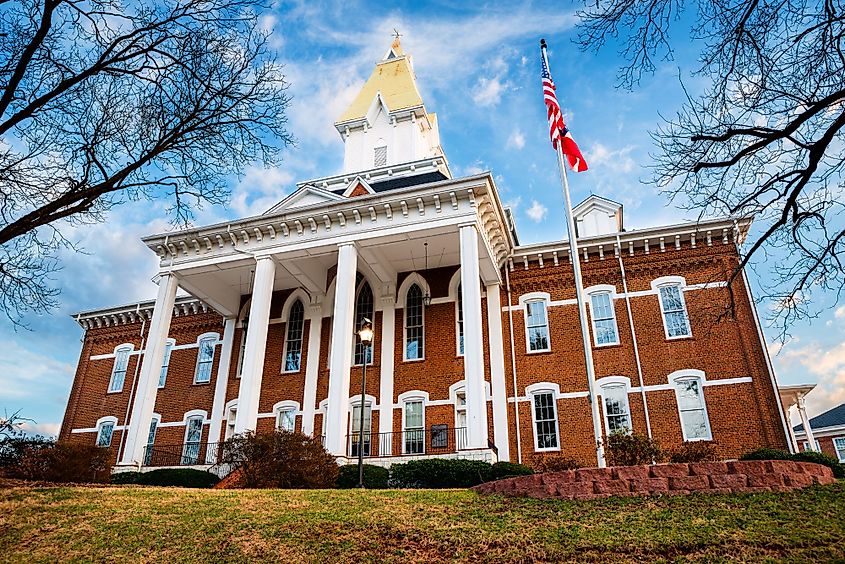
left=336, top=464, right=389, bottom=489
left=113, top=468, right=220, bottom=488
left=389, top=459, right=494, bottom=488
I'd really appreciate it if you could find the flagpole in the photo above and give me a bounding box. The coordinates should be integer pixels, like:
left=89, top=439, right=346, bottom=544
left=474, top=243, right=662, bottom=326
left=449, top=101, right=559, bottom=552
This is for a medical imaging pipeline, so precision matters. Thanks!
left=541, top=40, right=606, bottom=468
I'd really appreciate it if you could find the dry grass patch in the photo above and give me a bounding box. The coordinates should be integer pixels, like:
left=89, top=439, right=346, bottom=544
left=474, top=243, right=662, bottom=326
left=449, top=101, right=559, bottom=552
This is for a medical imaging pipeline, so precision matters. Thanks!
left=1, top=481, right=843, bottom=562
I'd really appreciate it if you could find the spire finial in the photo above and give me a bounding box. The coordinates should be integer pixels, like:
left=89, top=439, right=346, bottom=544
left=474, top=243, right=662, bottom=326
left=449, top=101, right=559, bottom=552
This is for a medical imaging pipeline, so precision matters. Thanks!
left=391, top=28, right=402, bottom=50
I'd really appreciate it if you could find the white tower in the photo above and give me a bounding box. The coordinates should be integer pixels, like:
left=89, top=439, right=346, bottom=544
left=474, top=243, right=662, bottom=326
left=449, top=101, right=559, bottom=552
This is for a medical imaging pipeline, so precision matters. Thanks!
left=334, top=37, right=448, bottom=176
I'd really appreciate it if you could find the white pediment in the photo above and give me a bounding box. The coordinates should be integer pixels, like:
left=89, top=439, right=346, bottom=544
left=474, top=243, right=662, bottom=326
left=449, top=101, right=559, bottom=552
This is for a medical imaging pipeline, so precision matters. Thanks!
left=572, top=195, right=623, bottom=237
left=341, top=176, right=375, bottom=197
left=264, top=185, right=344, bottom=215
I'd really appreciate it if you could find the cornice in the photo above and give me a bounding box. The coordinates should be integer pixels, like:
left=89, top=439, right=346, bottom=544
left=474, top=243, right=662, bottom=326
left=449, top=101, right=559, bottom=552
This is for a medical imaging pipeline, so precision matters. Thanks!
left=73, top=296, right=214, bottom=330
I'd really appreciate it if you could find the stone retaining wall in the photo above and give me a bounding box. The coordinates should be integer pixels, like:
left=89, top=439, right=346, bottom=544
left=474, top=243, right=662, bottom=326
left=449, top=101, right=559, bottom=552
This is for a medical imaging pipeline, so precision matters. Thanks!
left=472, top=461, right=836, bottom=500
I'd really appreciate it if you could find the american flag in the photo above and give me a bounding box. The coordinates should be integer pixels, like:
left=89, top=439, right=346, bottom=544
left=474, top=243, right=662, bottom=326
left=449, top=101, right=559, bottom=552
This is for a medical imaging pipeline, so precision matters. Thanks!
left=541, top=49, right=588, bottom=172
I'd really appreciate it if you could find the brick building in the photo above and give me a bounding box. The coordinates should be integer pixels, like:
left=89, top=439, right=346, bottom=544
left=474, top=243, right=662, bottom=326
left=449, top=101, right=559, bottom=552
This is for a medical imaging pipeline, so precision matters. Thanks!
left=59, top=39, right=792, bottom=470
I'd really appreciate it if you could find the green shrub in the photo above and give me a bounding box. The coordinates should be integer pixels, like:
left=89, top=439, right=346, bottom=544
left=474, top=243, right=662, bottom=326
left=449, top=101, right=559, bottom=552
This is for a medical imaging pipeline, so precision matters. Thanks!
left=669, top=441, right=718, bottom=463
left=389, top=459, right=492, bottom=488
left=605, top=431, right=663, bottom=467
left=739, top=448, right=793, bottom=461
left=336, top=464, right=389, bottom=489
left=530, top=454, right=580, bottom=473
left=131, top=468, right=220, bottom=488
left=0, top=435, right=53, bottom=473
left=489, top=461, right=534, bottom=480
left=792, top=451, right=845, bottom=479
left=110, top=471, right=143, bottom=485
left=12, top=442, right=110, bottom=483
left=220, top=430, right=338, bottom=489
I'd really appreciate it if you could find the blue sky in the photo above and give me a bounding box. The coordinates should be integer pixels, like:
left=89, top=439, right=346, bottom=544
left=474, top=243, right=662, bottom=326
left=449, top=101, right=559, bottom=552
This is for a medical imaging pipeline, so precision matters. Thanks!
left=2, top=0, right=843, bottom=436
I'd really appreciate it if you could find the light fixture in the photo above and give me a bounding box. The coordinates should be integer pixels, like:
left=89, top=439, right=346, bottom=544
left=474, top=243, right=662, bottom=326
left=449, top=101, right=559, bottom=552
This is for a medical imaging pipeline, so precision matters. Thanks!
left=422, top=242, right=432, bottom=307
left=358, top=317, right=374, bottom=344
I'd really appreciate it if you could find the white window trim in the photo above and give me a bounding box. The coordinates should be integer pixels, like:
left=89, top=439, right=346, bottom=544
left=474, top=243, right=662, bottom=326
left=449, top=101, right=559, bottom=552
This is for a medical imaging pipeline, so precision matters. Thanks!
left=401, top=278, right=427, bottom=362
left=182, top=414, right=205, bottom=462
left=352, top=280, right=376, bottom=367
left=596, top=376, right=632, bottom=436
left=447, top=269, right=465, bottom=357
left=193, top=332, right=219, bottom=384
left=400, top=393, right=427, bottom=454
left=652, top=276, right=693, bottom=340
left=158, top=338, right=176, bottom=389
left=272, top=400, right=301, bottom=432
left=108, top=343, right=134, bottom=393
left=527, top=383, right=561, bottom=452
left=347, top=394, right=376, bottom=448
left=224, top=400, right=238, bottom=440
left=833, top=437, right=845, bottom=462
left=586, top=285, right=620, bottom=347
left=95, top=415, right=118, bottom=447
left=803, top=440, right=821, bottom=452
left=669, top=369, right=712, bottom=441
left=281, top=294, right=307, bottom=374
left=452, top=385, right=467, bottom=430
left=519, top=292, right=552, bottom=354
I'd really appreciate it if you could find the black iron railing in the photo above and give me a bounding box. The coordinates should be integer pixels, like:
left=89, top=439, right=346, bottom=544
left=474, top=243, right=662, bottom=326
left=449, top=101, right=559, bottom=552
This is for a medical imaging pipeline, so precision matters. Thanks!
left=345, top=427, right=467, bottom=458
left=143, top=442, right=222, bottom=467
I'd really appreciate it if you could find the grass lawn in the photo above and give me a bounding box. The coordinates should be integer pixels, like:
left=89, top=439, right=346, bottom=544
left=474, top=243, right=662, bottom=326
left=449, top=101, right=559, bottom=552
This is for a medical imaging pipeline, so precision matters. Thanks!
left=1, top=481, right=844, bottom=563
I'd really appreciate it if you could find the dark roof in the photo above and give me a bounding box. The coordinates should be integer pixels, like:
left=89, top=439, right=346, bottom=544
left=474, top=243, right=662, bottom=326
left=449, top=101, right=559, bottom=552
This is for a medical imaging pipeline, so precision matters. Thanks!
left=793, top=402, right=845, bottom=432
left=332, top=171, right=449, bottom=195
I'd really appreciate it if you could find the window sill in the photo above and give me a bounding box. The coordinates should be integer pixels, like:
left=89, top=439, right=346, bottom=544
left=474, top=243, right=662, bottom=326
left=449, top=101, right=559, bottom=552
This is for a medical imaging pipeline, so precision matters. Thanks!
left=665, top=335, right=694, bottom=341
left=106, top=389, right=123, bottom=394
left=192, top=381, right=211, bottom=386
left=525, top=349, right=553, bottom=355
left=594, top=342, right=622, bottom=349
left=402, top=357, right=425, bottom=363
left=534, top=446, right=561, bottom=453
left=280, top=369, right=302, bottom=375
left=682, top=436, right=713, bottom=442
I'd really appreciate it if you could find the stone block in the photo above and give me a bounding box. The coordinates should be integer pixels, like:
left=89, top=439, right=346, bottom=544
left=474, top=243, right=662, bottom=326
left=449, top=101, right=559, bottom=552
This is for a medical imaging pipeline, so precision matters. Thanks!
left=556, top=482, right=594, bottom=499
left=649, top=464, right=690, bottom=478
left=709, top=473, right=748, bottom=489
left=747, top=474, right=785, bottom=488
left=593, top=480, right=630, bottom=496
left=784, top=473, right=813, bottom=488
left=689, top=462, right=728, bottom=476
left=765, top=460, right=801, bottom=474
left=612, top=466, right=651, bottom=481
left=576, top=467, right=614, bottom=482
left=542, top=470, right=576, bottom=486
left=729, top=460, right=767, bottom=475
left=628, top=477, right=670, bottom=493
left=669, top=475, right=710, bottom=491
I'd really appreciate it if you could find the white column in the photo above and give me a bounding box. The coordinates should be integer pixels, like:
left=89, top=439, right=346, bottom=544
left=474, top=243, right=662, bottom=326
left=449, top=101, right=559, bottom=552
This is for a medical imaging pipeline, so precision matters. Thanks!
left=300, top=300, right=324, bottom=436
left=797, top=396, right=817, bottom=451
left=485, top=282, right=510, bottom=461
left=460, top=224, right=489, bottom=449
left=325, top=243, right=358, bottom=456
left=378, top=287, right=396, bottom=454
left=206, top=317, right=236, bottom=461
left=234, top=256, right=276, bottom=434
left=119, top=273, right=178, bottom=465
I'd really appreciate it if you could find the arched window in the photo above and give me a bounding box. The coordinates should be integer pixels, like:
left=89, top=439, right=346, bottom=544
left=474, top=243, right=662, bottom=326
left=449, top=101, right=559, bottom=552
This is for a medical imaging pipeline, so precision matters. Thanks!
left=194, top=334, right=217, bottom=384
left=672, top=374, right=712, bottom=441
left=283, top=300, right=305, bottom=372
left=95, top=417, right=116, bottom=447
left=144, top=416, right=160, bottom=465
left=158, top=338, right=175, bottom=388
left=525, top=299, right=551, bottom=352
left=530, top=388, right=559, bottom=451
left=182, top=415, right=204, bottom=464
left=456, top=283, right=464, bottom=356
left=108, top=345, right=133, bottom=393
left=601, top=383, right=631, bottom=434
left=354, top=282, right=374, bottom=366
left=405, top=284, right=424, bottom=360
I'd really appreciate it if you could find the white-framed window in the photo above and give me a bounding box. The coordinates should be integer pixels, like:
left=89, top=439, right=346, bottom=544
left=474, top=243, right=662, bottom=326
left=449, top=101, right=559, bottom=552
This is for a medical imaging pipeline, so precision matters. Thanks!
left=673, top=375, right=712, bottom=441
left=349, top=401, right=372, bottom=457
left=235, top=329, right=246, bottom=379
left=525, top=300, right=551, bottom=352
left=833, top=437, right=845, bottom=462
left=601, top=383, right=631, bottom=434
left=374, top=145, right=387, bottom=167
left=658, top=283, right=692, bottom=338
left=803, top=440, right=821, bottom=452
left=108, top=345, right=133, bottom=393
left=531, top=390, right=559, bottom=451
left=590, top=292, right=619, bottom=346
left=158, top=338, right=175, bottom=388
left=95, top=418, right=116, bottom=447
left=194, top=334, right=216, bottom=384
left=182, top=415, right=204, bottom=464
left=283, top=300, right=305, bottom=372
left=403, top=399, right=425, bottom=454
left=144, top=416, right=159, bottom=465
left=276, top=408, right=296, bottom=432
left=456, top=283, right=465, bottom=356
left=353, top=282, right=374, bottom=366
left=225, top=405, right=238, bottom=440
left=405, top=284, right=425, bottom=361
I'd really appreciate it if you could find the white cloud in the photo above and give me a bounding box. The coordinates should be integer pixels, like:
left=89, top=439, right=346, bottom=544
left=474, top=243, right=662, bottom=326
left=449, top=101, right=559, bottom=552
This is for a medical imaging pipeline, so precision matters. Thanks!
left=0, top=339, right=73, bottom=403
left=19, top=421, right=60, bottom=438
left=835, top=305, right=845, bottom=319
left=526, top=200, right=548, bottom=223
left=771, top=340, right=845, bottom=422
left=506, top=129, right=525, bottom=150
left=586, top=142, right=637, bottom=174
left=230, top=165, right=295, bottom=216
left=473, top=76, right=509, bottom=107
left=503, top=196, right=522, bottom=212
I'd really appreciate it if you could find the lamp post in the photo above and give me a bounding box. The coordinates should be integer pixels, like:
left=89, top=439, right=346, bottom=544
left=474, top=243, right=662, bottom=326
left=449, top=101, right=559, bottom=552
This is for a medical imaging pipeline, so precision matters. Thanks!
left=356, top=317, right=374, bottom=488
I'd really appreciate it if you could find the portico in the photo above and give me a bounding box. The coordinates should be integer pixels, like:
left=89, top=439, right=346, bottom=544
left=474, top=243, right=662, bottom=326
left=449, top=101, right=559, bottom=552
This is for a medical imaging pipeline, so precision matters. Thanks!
left=116, top=171, right=514, bottom=466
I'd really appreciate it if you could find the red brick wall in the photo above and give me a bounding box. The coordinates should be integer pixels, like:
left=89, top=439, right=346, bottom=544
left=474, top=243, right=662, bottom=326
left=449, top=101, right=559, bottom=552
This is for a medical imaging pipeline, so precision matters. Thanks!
left=60, top=238, right=788, bottom=465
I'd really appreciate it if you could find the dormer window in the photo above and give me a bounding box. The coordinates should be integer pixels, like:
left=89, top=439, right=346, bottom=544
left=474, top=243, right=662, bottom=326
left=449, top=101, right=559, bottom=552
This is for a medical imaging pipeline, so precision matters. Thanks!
left=374, top=145, right=387, bottom=167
